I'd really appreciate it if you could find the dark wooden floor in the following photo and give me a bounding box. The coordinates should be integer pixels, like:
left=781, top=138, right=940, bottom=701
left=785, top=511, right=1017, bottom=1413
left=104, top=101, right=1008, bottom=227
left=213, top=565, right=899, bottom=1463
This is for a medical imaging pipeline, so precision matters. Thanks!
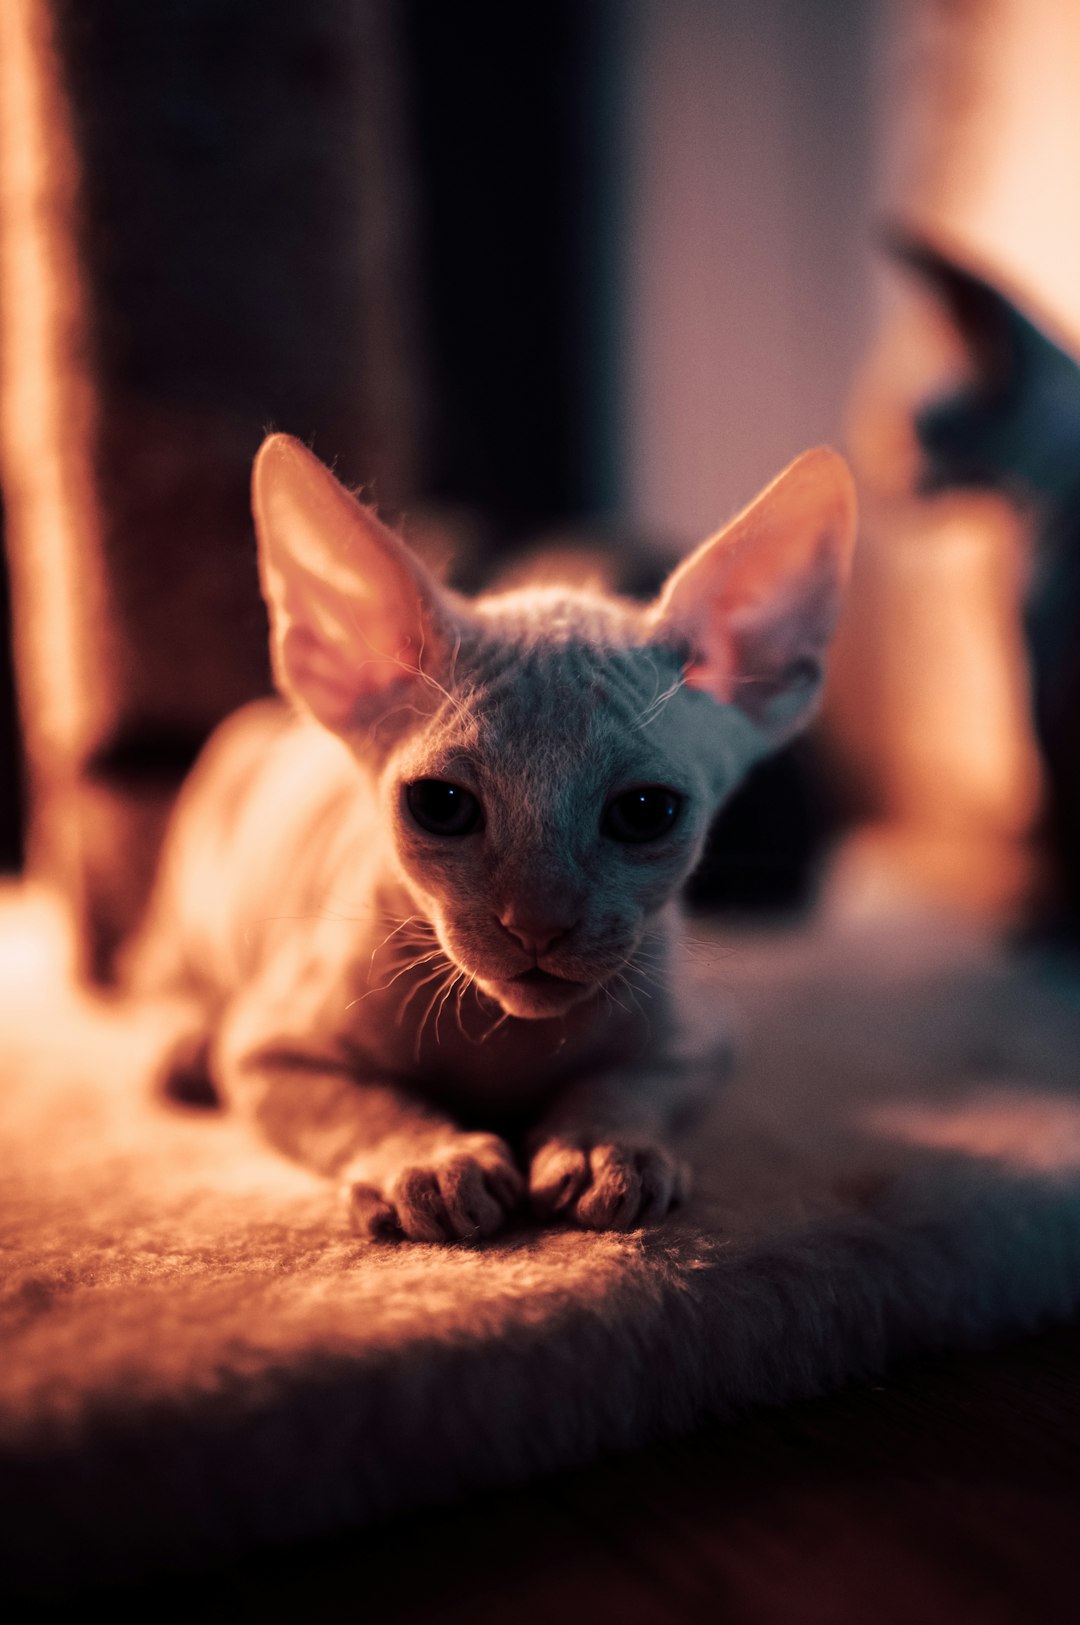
left=25, top=1320, right=1080, bottom=1625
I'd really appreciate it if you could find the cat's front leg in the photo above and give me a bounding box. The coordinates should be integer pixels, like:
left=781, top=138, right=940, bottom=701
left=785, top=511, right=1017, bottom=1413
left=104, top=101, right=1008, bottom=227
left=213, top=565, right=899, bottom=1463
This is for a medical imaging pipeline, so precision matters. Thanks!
left=527, top=1070, right=692, bottom=1231
left=218, top=1046, right=523, bottom=1243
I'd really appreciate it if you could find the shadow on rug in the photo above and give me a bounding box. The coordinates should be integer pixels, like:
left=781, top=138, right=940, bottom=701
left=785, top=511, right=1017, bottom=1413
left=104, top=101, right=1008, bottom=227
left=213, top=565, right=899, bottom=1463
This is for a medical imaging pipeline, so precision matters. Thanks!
left=3, top=892, right=1080, bottom=1593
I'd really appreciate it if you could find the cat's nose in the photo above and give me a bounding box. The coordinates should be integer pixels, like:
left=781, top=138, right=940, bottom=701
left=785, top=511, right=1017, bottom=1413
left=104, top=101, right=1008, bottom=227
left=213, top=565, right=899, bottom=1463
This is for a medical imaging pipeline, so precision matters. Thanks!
left=498, top=910, right=577, bottom=958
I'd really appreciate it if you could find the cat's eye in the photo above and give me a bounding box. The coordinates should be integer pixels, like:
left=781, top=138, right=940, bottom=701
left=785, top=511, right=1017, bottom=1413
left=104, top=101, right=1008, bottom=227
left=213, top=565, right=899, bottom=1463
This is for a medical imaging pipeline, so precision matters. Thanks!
left=405, top=779, right=483, bottom=837
left=603, top=785, right=682, bottom=844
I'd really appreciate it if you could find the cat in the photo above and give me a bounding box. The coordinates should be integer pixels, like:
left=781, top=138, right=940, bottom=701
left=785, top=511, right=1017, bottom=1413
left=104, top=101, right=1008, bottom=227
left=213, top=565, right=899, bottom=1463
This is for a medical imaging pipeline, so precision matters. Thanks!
left=128, top=433, right=856, bottom=1242
left=892, top=230, right=1080, bottom=923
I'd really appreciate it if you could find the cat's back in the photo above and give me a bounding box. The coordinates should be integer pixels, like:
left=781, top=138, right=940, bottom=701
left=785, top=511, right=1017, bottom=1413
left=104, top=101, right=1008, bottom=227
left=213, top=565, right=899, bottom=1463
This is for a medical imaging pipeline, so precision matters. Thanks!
left=131, top=699, right=376, bottom=996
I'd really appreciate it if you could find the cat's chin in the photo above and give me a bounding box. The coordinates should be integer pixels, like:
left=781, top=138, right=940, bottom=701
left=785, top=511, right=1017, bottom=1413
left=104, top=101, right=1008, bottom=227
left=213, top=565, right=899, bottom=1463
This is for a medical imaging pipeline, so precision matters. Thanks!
left=479, top=968, right=596, bottom=1020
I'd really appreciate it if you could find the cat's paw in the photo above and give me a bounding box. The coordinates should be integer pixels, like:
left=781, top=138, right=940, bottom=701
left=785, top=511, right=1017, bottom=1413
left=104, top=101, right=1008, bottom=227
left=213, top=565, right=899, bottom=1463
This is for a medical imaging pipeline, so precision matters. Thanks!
left=345, top=1133, right=524, bottom=1243
left=529, top=1136, right=688, bottom=1230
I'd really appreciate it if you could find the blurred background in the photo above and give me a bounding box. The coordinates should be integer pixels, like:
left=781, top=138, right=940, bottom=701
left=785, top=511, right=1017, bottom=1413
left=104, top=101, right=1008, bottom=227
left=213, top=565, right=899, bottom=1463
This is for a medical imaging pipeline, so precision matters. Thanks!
left=2, top=0, right=1079, bottom=980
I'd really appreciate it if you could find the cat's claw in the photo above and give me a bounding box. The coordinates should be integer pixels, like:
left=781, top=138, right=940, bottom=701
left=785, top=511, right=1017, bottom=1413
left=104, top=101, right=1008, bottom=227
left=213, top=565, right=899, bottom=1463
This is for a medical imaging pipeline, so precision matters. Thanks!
left=529, top=1137, right=688, bottom=1230
left=345, top=1133, right=524, bottom=1244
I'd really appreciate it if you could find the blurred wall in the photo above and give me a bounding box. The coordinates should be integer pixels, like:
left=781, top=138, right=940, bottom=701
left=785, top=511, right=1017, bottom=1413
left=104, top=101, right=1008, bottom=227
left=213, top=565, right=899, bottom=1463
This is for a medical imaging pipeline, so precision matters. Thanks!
left=889, top=0, right=1080, bottom=354
left=617, top=0, right=884, bottom=547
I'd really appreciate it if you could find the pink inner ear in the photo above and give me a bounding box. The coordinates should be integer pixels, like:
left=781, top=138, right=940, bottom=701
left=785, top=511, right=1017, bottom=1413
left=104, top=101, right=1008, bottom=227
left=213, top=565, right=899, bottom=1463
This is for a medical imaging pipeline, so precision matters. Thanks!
left=279, top=623, right=420, bottom=732
left=278, top=626, right=363, bottom=729
left=682, top=653, right=735, bottom=703
left=679, top=613, right=738, bottom=704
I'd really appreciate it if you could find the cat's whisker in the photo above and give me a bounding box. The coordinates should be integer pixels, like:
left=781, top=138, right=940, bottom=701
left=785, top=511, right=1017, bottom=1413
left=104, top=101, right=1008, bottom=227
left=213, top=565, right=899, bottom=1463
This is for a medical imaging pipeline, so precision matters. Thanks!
left=362, top=701, right=429, bottom=749
left=413, top=628, right=473, bottom=725
left=380, top=949, right=444, bottom=986
left=678, top=932, right=738, bottom=971
left=682, top=929, right=737, bottom=957
left=478, top=1004, right=511, bottom=1044
left=368, top=914, right=429, bottom=965
left=413, top=963, right=461, bottom=1061
left=611, top=967, right=650, bottom=1015
left=433, top=967, right=466, bottom=1045
left=368, top=929, right=432, bottom=975
left=617, top=966, right=654, bottom=1002
left=631, top=672, right=685, bottom=731
left=245, top=908, right=370, bottom=928
left=396, top=959, right=455, bottom=1029
left=451, top=967, right=473, bottom=1028
left=378, top=938, right=443, bottom=970
left=453, top=972, right=479, bottom=1043
left=346, top=946, right=446, bottom=1009
left=355, top=616, right=472, bottom=729
left=620, top=945, right=665, bottom=980
left=598, top=979, right=633, bottom=1019
left=397, top=957, right=452, bottom=1001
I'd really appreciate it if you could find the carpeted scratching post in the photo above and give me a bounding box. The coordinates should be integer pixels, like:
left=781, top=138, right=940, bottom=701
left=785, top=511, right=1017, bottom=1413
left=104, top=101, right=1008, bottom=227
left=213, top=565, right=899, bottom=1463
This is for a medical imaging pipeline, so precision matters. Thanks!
left=3, top=894, right=1080, bottom=1596
left=0, top=0, right=421, bottom=981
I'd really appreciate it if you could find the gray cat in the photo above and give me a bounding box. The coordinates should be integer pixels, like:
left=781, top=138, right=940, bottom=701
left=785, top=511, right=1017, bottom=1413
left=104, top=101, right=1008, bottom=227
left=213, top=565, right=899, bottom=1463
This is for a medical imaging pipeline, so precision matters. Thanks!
left=130, top=435, right=855, bottom=1241
left=894, top=231, right=1080, bottom=924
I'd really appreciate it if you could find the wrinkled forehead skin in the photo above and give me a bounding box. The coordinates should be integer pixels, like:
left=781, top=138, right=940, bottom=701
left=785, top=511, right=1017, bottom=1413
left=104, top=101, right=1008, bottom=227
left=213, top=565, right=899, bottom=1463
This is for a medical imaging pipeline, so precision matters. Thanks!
left=388, top=588, right=757, bottom=845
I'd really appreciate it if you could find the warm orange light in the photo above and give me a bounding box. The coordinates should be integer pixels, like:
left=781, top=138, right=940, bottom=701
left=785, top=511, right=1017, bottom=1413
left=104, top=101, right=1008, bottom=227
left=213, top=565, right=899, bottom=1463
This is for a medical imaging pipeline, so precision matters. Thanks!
left=865, top=1089, right=1080, bottom=1177
left=900, top=0, right=1080, bottom=358
left=0, top=881, right=74, bottom=995
left=0, top=0, right=110, bottom=765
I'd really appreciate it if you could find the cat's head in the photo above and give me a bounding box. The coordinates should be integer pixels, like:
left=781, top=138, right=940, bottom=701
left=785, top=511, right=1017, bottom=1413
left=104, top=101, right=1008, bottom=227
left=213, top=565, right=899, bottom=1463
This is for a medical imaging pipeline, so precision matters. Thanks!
left=253, top=436, right=855, bottom=1018
left=890, top=230, right=1080, bottom=506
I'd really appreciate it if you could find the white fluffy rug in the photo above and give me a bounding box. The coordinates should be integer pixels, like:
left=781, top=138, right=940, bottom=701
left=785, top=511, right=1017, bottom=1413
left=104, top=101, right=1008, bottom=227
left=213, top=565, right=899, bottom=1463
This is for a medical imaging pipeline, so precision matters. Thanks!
left=4, top=889, right=1080, bottom=1593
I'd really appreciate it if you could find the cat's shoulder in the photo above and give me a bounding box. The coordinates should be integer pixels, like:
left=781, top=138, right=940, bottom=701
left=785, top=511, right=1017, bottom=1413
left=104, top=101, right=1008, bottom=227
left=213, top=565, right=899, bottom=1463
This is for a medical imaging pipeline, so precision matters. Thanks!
left=179, top=698, right=367, bottom=854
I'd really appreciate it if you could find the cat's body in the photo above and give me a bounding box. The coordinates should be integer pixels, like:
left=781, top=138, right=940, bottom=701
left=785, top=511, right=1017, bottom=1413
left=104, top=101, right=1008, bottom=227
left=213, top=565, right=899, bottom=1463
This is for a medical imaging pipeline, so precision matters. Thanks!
left=131, top=435, right=855, bottom=1241
left=137, top=695, right=672, bottom=1127
left=892, top=232, right=1080, bottom=924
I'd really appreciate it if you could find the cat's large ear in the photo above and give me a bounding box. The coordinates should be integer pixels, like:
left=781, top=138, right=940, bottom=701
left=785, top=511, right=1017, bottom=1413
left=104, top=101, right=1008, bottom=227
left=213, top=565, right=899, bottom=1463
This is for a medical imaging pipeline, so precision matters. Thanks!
left=648, top=447, right=856, bottom=746
left=253, top=434, right=455, bottom=733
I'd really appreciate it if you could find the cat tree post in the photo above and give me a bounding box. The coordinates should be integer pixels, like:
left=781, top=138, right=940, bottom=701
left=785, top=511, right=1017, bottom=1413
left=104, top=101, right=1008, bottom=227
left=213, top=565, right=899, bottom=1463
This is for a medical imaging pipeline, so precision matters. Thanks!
left=0, top=0, right=421, bottom=980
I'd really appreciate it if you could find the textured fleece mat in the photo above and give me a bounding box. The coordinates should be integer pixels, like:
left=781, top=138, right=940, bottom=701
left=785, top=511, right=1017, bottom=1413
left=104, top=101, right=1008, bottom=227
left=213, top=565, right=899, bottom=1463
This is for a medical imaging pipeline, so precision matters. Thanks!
left=4, top=891, right=1080, bottom=1593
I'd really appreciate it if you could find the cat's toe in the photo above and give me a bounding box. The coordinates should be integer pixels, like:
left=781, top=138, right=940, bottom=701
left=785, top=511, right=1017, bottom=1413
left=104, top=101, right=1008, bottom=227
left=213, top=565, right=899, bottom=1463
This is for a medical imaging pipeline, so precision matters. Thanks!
left=344, top=1170, right=442, bottom=1241
left=347, top=1180, right=404, bottom=1240
left=387, top=1165, right=462, bottom=1242
left=574, top=1144, right=643, bottom=1229
left=528, top=1139, right=591, bottom=1218
left=465, top=1133, right=526, bottom=1211
left=436, top=1153, right=510, bottom=1239
left=349, top=1135, right=523, bottom=1243
left=635, top=1145, right=689, bottom=1223
left=537, top=1140, right=687, bottom=1230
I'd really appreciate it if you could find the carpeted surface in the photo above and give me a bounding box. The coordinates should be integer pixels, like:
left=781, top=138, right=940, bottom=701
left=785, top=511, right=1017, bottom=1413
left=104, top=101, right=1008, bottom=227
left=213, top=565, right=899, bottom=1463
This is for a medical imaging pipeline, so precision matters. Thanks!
left=3, top=890, right=1080, bottom=1594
